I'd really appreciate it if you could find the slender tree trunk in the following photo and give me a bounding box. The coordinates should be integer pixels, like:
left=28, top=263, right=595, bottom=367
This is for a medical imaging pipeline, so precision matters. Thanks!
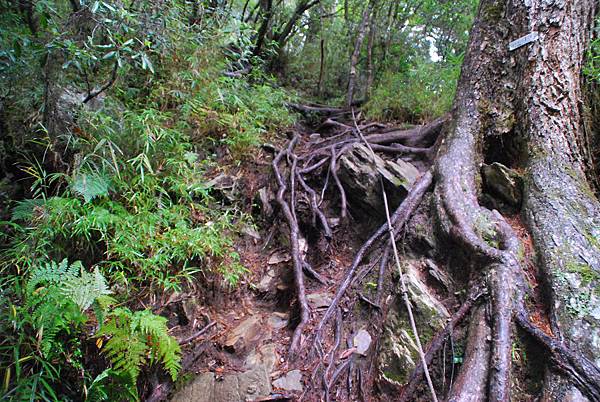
left=252, top=0, right=273, bottom=57
left=365, top=3, right=377, bottom=99
left=274, top=0, right=321, bottom=51
left=346, top=1, right=372, bottom=107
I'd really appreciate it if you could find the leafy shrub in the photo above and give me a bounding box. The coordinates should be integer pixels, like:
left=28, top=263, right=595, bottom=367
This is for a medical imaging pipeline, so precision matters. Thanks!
left=1, top=259, right=180, bottom=401
left=584, top=15, right=600, bottom=83
left=0, top=1, right=296, bottom=401
left=365, top=59, right=460, bottom=123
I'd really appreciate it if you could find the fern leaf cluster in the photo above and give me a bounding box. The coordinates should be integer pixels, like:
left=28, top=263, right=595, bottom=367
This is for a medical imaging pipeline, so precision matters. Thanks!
left=27, top=258, right=111, bottom=311
left=25, top=259, right=112, bottom=357
left=98, top=308, right=182, bottom=383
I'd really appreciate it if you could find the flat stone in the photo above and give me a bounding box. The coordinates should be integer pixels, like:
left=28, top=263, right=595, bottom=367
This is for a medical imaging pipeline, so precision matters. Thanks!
left=338, top=143, right=419, bottom=216
left=307, top=293, right=333, bottom=309
left=241, top=226, right=261, bottom=240
left=353, top=329, right=372, bottom=356
left=273, top=369, right=303, bottom=392
left=225, top=316, right=264, bottom=352
left=268, top=251, right=291, bottom=265
left=170, top=365, right=272, bottom=402
left=244, top=343, right=278, bottom=372
left=267, top=312, right=289, bottom=329
left=257, top=268, right=277, bottom=293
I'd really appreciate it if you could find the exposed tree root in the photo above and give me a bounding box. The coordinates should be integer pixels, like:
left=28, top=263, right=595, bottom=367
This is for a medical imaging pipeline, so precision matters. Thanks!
left=516, top=311, right=600, bottom=402
left=272, top=86, right=600, bottom=400
left=272, top=137, right=310, bottom=356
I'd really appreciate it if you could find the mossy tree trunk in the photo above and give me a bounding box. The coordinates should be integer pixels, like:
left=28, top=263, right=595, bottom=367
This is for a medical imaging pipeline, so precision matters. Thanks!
left=433, top=0, right=599, bottom=400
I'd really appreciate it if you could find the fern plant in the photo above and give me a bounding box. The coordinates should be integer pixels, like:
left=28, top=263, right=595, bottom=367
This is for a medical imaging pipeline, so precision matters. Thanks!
left=26, top=259, right=111, bottom=357
left=27, top=258, right=112, bottom=311
left=97, top=308, right=181, bottom=384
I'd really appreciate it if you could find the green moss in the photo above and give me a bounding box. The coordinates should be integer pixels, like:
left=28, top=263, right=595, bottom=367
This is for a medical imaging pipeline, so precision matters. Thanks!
left=584, top=230, right=600, bottom=249
left=474, top=214, right=500, bottom=248
left=383, top=370, right=407, bottom=384
left=565, top=261, right=600, bottom=285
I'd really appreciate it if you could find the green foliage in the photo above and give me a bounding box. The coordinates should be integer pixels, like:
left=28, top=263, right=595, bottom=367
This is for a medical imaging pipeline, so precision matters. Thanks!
left=98, top=308, right=181, bottom=384
left=365, top=59, right=461, bottom=122
left=584, top=15, right=600, bottom=83
left=0, top=2, right=297, bottom=400
left=1, top=259, right=180, bottom=401
left=71, top=173, right=111, bottom=203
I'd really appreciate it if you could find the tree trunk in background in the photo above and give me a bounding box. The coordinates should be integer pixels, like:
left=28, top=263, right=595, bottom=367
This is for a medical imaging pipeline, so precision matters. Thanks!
left=252, top=0, right=273, bottom=57
left=318, top=38, right=325, bottom=96
left=275, top=0, right=321, bottom=51
left=346, top=1, right=372, bottom=107
left=365, top=3, right=378, bottom=99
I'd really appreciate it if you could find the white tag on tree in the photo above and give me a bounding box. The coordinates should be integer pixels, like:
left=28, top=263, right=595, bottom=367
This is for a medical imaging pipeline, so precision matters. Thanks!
left=508, top=32, right=539, bottom=51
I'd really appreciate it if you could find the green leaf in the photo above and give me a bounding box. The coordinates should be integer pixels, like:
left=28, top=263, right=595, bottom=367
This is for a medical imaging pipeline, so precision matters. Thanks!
left=141, top=53, right=154, bottom=74
left=71, top=173, right=110, bottom=203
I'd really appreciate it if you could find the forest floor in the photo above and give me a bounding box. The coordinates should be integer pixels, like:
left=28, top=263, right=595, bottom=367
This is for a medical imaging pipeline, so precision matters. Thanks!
left=154, top=105, right=555, bottom=402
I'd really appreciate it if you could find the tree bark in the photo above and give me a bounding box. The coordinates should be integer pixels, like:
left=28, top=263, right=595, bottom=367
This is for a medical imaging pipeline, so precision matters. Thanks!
left=516, top=1, right=600, bottom=399
left=433, top=0, right=599, bottom=400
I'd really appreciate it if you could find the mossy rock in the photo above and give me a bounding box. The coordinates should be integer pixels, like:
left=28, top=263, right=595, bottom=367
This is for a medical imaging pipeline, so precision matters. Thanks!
left=378, top=259, right=450, bottom=385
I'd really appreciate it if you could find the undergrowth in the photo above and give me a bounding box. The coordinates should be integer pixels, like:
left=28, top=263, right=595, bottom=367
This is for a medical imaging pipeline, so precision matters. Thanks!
left=0, top=1, right=294, bottom=400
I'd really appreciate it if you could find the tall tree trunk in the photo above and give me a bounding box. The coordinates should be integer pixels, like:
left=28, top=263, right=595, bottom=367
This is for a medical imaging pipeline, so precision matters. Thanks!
left=431, top=0, right=599, bottom=399
left=252, top=0, right=273, bottom=57
left=346, top=1, right=372, bottom=107
left=516, top=1, right=599, bottom=399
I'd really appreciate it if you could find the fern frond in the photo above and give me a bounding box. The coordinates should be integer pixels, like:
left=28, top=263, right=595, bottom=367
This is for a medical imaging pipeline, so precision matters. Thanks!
left=98, top=308, right=181, bottom=383
left=156, top=335, right=181, bottom=381
left=131, top=309, right=168, bottom=338
left=102, top=332, right=147, bottom=382
left=62, top=267, right=112, bottom=311
left=11, top=198, right=45, bottom=221
left=71, top=172, right=110, bottom=203
left=27, top=258, right=77, bottom=294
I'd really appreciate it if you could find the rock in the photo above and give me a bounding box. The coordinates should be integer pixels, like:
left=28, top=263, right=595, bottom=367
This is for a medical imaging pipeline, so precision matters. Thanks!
left=206, top=174, right=236, bottom=202
left=338, top=143, right=420, bottom=216
left=257, top=187, right=273, bottom=217
left=267, top=312, right=289, bottom=330
left=425, top=259, right=451, bottom=290
left=353, top=329, right=372, bottom=356
left=307, top=293, right=333, bottom=309
left=225, top=316, right=265, bottom=353
left=244, top=343, right=278, bottom=372
left=378, top=259, right=450, bottom=385
left=268, top=250, right=291, bottom=265
left=482, top=162, right=523, bottom=207
left=170, top=365, right=272, bottom=402
left=257, top=268, right=277, bottom=293
left=50, top=86, right=105, bottom=138
left=241, top=226, right=261, bottom=240
left=273, top=369, right=303, bottom=392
